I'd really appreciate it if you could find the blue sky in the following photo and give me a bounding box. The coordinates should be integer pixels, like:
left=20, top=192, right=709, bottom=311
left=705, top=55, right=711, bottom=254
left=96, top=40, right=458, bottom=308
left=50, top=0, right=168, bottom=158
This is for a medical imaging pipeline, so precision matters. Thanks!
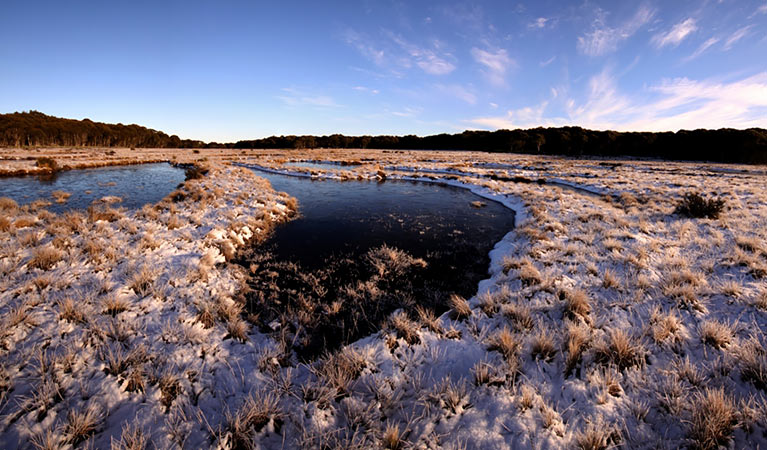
left=2, top=0, right=766, bottom=141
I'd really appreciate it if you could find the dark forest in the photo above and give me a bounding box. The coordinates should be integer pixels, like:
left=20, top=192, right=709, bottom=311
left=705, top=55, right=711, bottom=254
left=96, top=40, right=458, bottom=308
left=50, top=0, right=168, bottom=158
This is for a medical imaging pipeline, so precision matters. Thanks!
left=3, top=111, right=766, bottom=164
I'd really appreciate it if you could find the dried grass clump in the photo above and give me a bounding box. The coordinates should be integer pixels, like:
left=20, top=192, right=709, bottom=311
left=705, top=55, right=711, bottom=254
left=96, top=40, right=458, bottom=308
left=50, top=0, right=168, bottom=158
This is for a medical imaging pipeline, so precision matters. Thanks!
left=102, top=294, right=130, bottom=317
left=225, top=390, right=282, bottom=449
left=14, top=215, right=37, bottom=229
left=593, top=329, right=644, bottom=371
left=166, top=214, right=183, bottom=230
left=415, top=305, right=443, bottom=334
left=431, top=377, right=469, bottom=414
left=64, top=405, right=101, bottom=446
left=501, top=302, right=534, bottom=331
left=699, top=319, right=734, bottom=349
left=562, top=288, right=591, bottom=322
left=472, top=361, right=505, bottom=387
left=477, top=292, right=499, bottom=317
left=448, top=294, right=472, bottom=321
left=0, top=197, right=18, bottom=211
left=389, top=311, right=420, bottom=345
left=226, top=318, right=249, bottom=342
left=676, top=192, right=725, bottom=219
left=0, top=215, right=11, bottom=232
left=195, top=301, right=217, bottom=329
left=565, top=321, right=591, bottom=376
left=112, top=422, right=148, bottom=450
left=315, top=347, right=367, bottom=397
left=158, top=374, right=182, bottom=412
left=88, top=204, right=123, bottom=222
left=381, top=422, right=407, bottom=450
left=531, top=328, right=557, bottom=361
left=737, top=336, right=767, bottom=390
left=51, top=190, right=71, bottom=203
left=601, top=268, right=620, bottom=289
left=58, top=298, right=86, bottom=324
left=517, top=260, right=542, bottom=286
left=129, top=266, right=154, bottom=297
left=488, top=327, right=521, bottom=365
left=575, top=416, right=621, bottom=450
left=719, top=279, right=742, bottom=298
left=650, top=307, right=682, bottom=344
left=28, top=246, right=63, bottom=271
left=687, top=388, right=737, bottom=450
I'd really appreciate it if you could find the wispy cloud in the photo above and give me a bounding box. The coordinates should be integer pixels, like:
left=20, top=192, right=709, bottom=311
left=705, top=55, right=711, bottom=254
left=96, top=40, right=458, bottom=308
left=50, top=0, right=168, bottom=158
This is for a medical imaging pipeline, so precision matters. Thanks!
left=577, top=5, right=655, bottom=56
left=388, top=34, right=456, bottom=75
left=652, top=18, right=697, bottom=48
left=390, top=107, right=423, bottom=117
left=684, top=37, right=719, bottom=62
left=723, top=25, right=753, bottom=50
left=435, top=84, right=477, bottom=104
left=277, top=88, right=341, bottom=108
left=343, top=30, right=386, bottom=66
left=468, top=71, right=767, bottom=131
left=352, top=86, right=380, bottom=95
left=540, top=56, right=556, bottom=67
left=344, top=29, right=456, bottom=76
left=528, top=17, right=552, bottom=29
left=471, top=47, right=514, bottom=86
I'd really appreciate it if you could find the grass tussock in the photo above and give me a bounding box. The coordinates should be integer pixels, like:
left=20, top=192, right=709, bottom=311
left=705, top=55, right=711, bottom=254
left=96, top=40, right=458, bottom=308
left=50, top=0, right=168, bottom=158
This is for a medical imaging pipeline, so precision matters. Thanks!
left=448, top=294, right=472, bottom=321
left=64, top=405, right=101, bottom=446
left=676, top=192, right=726, bottom=219
left=225, top=390, right=282, bottom=449
left=531, top=328, right=557, bottom=361
left=737, top=336, right=767, bottom=390
left=58, top=298, right=86, bottom=324
left=687, top=388, right=738, bottom=450
left=516, top=260, right=542, bottom=286
left=575, top=416, right=621, bottom=450
left=699, top=319, right=734, bottom=349
left=112, top=423, right=148, bottom=450
left=562, top=288, right=591, bottom=322
left=565, top=321, right=591, bottom=376
left=488, top=327, right=521, bottom=369
left=0, top=197, right=18, bottom=211
left=593, top=329, right=644, bottom=371
left=129, top=266, right=154, bottom=297
left=28, top=246, right=62, bottom=271
left=501, top=302, right=534, bottom=331
left=389, top=311, right=420, bottom=345
left=315, top=347, right=367, bottom=398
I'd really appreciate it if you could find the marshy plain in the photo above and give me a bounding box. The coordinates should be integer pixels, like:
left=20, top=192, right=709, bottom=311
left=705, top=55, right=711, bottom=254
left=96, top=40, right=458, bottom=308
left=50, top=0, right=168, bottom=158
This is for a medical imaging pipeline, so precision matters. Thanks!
left=1, top=147, right=766, bottom=449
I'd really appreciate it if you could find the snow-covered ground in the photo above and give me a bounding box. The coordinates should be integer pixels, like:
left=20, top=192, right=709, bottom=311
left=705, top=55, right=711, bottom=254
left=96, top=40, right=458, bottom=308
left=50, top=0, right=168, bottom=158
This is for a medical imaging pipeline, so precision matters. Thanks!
left=2, top=149, right=767, bottom=449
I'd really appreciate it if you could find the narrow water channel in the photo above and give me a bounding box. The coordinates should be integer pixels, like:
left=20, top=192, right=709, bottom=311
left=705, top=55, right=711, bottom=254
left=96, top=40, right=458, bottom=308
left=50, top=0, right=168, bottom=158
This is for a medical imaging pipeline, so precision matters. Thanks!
left=239, top=167, right=516, bottom=358
left=0, top=163, right=185, bottom=213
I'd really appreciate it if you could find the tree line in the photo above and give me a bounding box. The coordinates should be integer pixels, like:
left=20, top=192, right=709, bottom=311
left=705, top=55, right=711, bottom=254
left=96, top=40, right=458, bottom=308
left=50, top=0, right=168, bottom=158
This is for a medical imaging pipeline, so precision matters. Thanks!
left=0, top=111, right=205, bottom=148
left=3, top=111, right=767, bottom=164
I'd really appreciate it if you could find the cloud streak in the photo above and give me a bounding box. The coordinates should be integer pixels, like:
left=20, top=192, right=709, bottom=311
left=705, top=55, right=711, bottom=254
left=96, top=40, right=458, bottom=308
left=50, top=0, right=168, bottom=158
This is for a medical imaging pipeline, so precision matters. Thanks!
left=723, top=25, right=753, bottom=50
left=652, top=18, right=697, bottom=48
left=684, top=37, right=719, bottom=62
left=468, top=71, right=767, bottom=132
left=471, top=47, right=514, bottom=86
left=344, top=29, right=456, bottom=76
left=577, top=5, right=655, bottom=56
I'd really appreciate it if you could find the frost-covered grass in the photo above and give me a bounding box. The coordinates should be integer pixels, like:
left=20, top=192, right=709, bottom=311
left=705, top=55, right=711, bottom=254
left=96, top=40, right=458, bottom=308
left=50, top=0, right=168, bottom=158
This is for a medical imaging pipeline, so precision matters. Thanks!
left=0, top=163, right=297, bottom=448
left=2, top=148, right=767, bottom=449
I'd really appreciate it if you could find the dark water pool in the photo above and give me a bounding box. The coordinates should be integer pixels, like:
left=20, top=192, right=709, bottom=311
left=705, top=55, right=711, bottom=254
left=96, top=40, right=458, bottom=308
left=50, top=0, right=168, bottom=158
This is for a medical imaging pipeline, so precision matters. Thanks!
left=240, top=167, right=516, bottom=357
left=0, top=163, right=186, bottom=213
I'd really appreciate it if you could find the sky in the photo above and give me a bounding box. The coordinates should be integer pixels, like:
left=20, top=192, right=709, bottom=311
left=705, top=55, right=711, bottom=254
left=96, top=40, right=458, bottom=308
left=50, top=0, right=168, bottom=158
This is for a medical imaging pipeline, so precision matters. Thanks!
left=2, top=0, right=766, bottom=142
